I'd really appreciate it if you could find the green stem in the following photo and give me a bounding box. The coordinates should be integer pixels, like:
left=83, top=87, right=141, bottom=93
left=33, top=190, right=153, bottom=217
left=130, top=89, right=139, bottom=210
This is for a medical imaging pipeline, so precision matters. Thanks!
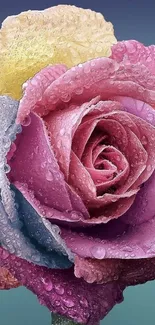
left=51, top=313, right=82, bottom=325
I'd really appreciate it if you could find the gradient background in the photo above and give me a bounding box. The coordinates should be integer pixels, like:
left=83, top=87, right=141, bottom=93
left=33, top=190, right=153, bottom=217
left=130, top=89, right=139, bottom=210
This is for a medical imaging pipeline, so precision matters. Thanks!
left=0, top=0, right=155, bottom=324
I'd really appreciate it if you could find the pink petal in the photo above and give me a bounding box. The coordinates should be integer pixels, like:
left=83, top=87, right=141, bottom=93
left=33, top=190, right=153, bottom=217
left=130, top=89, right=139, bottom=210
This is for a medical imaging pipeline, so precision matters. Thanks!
left=111, top=40, right=155, bottom=73
left=72, top=100, right=123, bottom=160
left=85, top=145, right=129, bottom=194
left=0, top=247, right=124, bottom=325
left=16, top=64, right=67, bottom=124
left=16, top=56, right=155, bottom=123
left=36, top=57, right=155, bottom=114
left=15, top=181, right=89, bottom=224
left=69, top=151, right=96, bottom=202
left=69, top=151, right=137, bottom=223
left=72, top=119, right=97, bottom=160
left=44, top=97, right=99, bottom=179
left=10, top=113, right=72, bottom=212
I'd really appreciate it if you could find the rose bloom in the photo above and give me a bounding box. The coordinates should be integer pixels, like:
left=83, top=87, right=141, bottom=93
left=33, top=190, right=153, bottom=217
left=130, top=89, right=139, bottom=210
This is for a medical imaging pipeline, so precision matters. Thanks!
left=1, top=5, right=155, bottom=325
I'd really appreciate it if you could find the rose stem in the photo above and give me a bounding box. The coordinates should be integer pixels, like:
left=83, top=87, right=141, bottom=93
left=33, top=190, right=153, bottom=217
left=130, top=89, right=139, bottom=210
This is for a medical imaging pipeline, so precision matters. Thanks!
left=51, top=313, right=85, bottom=325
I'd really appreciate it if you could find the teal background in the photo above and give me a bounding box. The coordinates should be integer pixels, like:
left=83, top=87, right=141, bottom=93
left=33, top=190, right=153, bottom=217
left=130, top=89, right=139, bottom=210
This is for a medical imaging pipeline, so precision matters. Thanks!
left=1, top=0, right=155, bottom=324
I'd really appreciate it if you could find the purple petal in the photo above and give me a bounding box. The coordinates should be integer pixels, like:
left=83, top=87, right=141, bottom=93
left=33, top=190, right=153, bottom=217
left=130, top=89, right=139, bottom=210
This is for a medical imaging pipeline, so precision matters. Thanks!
left=61, top=216, right=155, bottom=259
left=0, top=247, right=124, bottom=325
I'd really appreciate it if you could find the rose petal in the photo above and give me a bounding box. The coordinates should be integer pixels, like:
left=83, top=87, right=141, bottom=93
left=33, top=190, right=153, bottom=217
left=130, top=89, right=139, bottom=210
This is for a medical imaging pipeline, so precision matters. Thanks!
left=2, top=5, right=116, bottom=100
left=0, top=266, right=19, bottom=290
left=121, top=171, right=155, bottom=225
left=44, top=97, right=100, bottom=178
left=12, top=184, right=73, bottom=263
left=0, top=247, right=124, bottom=325
left=0, top=193, right=71, bottom=268
left=104, top=108, right=155, bottom=186
left=26, top=56, right=155, bottom=119
left=110, top=96, right=155, bottom=127
left=69, top=151, right=96, bottom=202
left=17, top=64, right=67, bottom=124
left=75, top=255, right=155, bottom=287
left=61, top=216, right=155, bottom=259
left=75, top=256, right=123, bottom=284
left=15, top=180, right=90, bottom=225
left=72, top=100, right=123, bottom=160
left=10, top=113, right=72, bottom=212
left=0, top=96, right=20, bottom=225
left=111, top=40, right=155, bottom=73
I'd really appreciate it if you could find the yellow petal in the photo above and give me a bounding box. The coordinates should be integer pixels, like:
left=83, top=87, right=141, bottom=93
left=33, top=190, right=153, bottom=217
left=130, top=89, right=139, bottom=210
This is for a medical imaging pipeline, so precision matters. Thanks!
left=0, top=5, right=117, bottom=99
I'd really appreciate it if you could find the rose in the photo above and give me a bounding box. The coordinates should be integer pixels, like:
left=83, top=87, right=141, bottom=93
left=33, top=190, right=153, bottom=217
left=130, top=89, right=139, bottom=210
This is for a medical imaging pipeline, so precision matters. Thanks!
left=1, top=6, right=155, bottom=325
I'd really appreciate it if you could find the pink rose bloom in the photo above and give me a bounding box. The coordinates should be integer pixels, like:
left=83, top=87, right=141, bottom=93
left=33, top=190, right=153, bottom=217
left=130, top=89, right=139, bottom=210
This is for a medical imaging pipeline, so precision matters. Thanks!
left=1, top=40, right=155, bottom=324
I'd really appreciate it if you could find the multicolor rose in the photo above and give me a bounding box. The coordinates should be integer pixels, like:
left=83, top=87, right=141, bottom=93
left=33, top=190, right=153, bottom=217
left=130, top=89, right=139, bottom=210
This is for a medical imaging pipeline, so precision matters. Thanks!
left=1, top=5, right=155, bottom=325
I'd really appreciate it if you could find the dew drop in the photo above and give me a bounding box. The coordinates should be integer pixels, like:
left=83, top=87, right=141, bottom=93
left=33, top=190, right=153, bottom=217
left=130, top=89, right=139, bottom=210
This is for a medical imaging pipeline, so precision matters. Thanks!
left=2, top=250, right=9, bottom=260
left=60, top=128, right=65, bottom=136
left=3, top=136, right=11, bottom=149
left=141, top=135, right=148, bottom=146
left=4, top=164, right=11, bottom=174
left=79, top=297, right=88, bottom=308
left=54, top=284, right=65, bottom=295
left=62, top=297, right=75, bottom=308
left=22, top=115, right=31, bottom=126
left=55, top=300, right=61, bottom=306
left=46, top=170, right=53, bottom=182
left=91, top=245, right=106, bottom=259
left=147, top=165, right=152, bottom=172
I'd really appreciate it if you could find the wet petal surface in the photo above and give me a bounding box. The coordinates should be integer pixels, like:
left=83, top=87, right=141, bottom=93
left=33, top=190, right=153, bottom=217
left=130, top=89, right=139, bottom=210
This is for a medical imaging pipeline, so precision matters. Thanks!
left=0, top=247, right=124, bottom=325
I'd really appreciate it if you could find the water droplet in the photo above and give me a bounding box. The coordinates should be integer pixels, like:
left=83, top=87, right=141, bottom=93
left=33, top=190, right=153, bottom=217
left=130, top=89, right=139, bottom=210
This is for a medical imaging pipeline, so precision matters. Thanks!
left=34, top=146, right=39, bottom=154
left=141, top=135, right=148, bottom=146
left=146, top=113, right=154, bottom=123
left=54, top=284, right=65, bottom=295
left=80, top=297, right=88, bottom=308
left=46, top=171, right=53, bottom=182
left=55, top=300, right=60, bottom=306
left=60, top=128, right=65, bottom=136
left=147, top=165, right=152, bottom=172
left=41, top=162, right=46, bottom=169
left=4, top=164, right=11, bottom=174
left=2, top=250, right=9, bottom=260
left=16, top=125, right=22, bottom=134
left=41, top=278, right=53, bottom=291
left=62, top=298, right=75, bottom=308
left=22, top=115, right=31, bottom=126
left=70, top=210, right=83, bottom=220
left=91, top=245, right=106, bottom=259
left=3, top=136, right=11, bottom=149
